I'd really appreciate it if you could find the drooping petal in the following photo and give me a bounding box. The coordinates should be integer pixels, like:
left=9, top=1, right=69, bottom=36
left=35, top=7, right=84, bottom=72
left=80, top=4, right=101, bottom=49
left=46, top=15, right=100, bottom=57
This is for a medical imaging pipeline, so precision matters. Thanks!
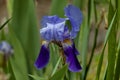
left=64, top=4, right=83, bottom=38
left=41, top=15, right=66, bottom=28
left=34, top=42, right=50, bottom=69
left=62, top=42, right=82, bottom=72
left=72, top=42, right=79, bottom=55
left=63, top=39, right=79, bottom=55
left=40, top=20, right=66, bottom=41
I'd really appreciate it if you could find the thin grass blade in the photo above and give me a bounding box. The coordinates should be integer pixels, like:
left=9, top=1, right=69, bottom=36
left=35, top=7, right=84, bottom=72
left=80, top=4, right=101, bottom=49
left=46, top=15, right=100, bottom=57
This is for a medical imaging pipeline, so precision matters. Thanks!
left=95, top=10, right=117, bottom=80
left=49, top=65, right=68, bottom=80
left=114, top=39, right=120, bottom=80
left=106, top=0, right=117, bottom=79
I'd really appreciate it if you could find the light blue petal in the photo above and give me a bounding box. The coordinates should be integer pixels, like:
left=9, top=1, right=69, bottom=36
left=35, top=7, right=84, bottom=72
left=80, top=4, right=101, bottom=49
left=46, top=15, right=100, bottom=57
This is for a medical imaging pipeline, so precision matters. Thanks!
left=40, top=21, right=66, bottom=41
left=40, top=25, right=54, bottom=41
left=64, top=4, right=83, bottom=38
left=41, top=15, right=66, bottom=28
left=63, top=26, right=70, bottom=39
left=54, top=21, right=65, bottom=41
left=0, top=41, right=13, bottom=54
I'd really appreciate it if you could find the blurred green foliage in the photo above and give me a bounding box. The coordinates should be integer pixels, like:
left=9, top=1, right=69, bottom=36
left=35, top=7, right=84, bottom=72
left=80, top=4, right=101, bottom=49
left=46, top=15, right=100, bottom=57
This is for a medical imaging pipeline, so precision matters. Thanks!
left=0, top=0, right=120, bottom=80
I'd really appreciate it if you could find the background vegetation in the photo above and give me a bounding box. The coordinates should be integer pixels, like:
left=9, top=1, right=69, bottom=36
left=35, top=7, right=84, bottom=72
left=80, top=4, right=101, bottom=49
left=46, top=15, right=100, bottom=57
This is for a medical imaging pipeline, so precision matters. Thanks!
left=0, top=0, right=120, bottom=80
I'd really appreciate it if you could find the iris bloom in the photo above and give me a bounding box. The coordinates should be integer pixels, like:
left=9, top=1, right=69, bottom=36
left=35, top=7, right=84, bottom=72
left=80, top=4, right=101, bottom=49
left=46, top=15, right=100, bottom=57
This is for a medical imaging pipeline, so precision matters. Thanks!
left=0, top=41, right=13, bottom=67
left=0, top=41, right=13, bottom=55
left=34, top=4, right=83, bottom=72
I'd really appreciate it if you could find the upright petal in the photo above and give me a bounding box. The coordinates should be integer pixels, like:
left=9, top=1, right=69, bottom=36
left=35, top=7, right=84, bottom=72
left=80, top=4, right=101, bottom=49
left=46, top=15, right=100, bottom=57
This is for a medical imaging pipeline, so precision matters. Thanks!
left=34, top=42, right=50, bottom=69
left=41, top=15, right=66, bottom=28
left=62, top=42, right=82, bottom=72
left=63, top=26, right=70, bottom=39
left=64, top=4, right=83, bottom=38
left=54, top=21, right=66, bottom=41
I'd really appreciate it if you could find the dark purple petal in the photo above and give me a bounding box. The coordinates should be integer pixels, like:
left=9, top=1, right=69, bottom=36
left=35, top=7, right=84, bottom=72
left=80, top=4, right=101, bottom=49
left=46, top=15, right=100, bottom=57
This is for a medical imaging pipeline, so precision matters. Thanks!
left=72, top=42, right=79, bottom=55
left=68, top=51, right=82, bottom=72
left=62, top=43, right=82, bottom=72
left=34, top=44, right=50, bottom=69
left=64, top=4, right=83, bottom=38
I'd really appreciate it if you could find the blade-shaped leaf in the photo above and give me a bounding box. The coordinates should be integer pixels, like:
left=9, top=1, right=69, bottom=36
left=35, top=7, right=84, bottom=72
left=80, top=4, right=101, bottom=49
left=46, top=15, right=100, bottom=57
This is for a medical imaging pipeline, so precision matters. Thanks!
left=8, top=28, right=29, bottom=80
left=95, top=10, right=117, bottom=80
left=29, top=75, right=47, bottom=80
left=114, top=39, right=120, bottom=80
left=106, top=1, right=117, bottom=80
left=11, top=0, right=40, bottom=74
left=50, top=0, right=67, bottom=17
left=49, top=65, right=68, bottom=80
left=51, top=56, right=62, bottom=76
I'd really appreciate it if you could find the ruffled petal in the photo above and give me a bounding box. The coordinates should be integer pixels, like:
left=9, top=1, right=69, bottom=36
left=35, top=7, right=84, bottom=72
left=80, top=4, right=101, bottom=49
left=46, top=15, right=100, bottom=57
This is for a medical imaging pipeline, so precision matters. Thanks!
left=54, top=21, right=66, bottom=41
left=41, top=15, right=66, bottom=28
left=62, top=42, right=82, bottom=72
left=40, top=27, right=53, bottom=41
left=34, top=42, right=50, bottom=69
left=63, top=26, right=70, bottom=39
left=64, top=4, right=83, bottom=38
left=40, top=20, right=66, bottom=41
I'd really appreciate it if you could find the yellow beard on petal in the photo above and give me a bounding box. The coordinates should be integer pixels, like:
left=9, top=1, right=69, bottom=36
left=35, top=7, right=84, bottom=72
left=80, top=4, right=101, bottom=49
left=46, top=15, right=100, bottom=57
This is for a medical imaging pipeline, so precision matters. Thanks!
left=63, top=39, right=72, bottom=45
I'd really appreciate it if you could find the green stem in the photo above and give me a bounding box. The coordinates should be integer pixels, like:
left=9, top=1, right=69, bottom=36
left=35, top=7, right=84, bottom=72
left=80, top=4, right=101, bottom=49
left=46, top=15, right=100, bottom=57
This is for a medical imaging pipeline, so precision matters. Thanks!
left=84, top=27, right=98, bottom=79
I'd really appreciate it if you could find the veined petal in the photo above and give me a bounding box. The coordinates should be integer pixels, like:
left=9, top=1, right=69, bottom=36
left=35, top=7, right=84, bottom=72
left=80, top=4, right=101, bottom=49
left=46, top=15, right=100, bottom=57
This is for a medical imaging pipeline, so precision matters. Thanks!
left=62, top=42, right=82, bottom=72
left=40, top=20, right=66, bottom=41
left=63, top=26, right=70, bottom=39
left=41, top=15, right=66, bottom=28
left=64, top=4, right=83, bottom=38
left=40, top=27, right=53, bottom=41
left=34, top=42, right=50, bottom=69
left=54, top=21, right=66, bottom=41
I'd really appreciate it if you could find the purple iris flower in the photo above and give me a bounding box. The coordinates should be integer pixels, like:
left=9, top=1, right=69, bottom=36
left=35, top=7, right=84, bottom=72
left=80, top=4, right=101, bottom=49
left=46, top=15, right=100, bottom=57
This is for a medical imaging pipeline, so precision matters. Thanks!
left=34, top=4, right=83, bottom=72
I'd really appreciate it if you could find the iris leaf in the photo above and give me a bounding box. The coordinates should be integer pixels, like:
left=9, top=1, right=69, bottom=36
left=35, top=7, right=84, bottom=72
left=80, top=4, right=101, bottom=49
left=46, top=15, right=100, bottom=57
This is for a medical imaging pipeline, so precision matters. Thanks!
left=51, top=56, right=62, bottom=76
left=50, top=0, right=67, bottom=17
left=106, top=1, right=117, bottom=80
left=29, top=75, right=47, bottom=80
left=49, top=65, right=68, bottom=80
left=11, top=0, right=40, bottom=75
left=8, top=28, right=29, bottom=80
left=114, top=39, right=120, bottom=80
